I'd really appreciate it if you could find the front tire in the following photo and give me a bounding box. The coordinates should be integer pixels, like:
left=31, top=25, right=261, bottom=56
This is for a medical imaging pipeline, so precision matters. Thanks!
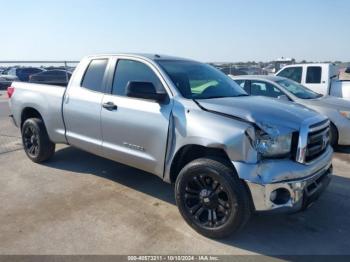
left=22, top=118, right=55, bottom=163
left=175, top=158, right=251, bottom=239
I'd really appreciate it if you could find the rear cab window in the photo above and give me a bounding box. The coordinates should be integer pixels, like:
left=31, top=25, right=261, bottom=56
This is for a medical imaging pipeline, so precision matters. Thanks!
left=81, top=59, right=108, bottom=92
left=306, top=66, right=322, bottom=84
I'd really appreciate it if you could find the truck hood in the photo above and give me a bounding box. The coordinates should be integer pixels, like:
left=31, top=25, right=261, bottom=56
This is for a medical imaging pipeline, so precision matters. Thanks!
left=196, top=96, right=320, bottom=133
left=303, top=96, right=350, bottom=111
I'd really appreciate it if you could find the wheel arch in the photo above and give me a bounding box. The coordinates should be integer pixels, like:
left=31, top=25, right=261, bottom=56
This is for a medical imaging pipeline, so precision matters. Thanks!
left=20, top=107, right=44, bottom=129
left=329, top=121, right=339, bottom=146
left=169, top=144, right=234, bottom=184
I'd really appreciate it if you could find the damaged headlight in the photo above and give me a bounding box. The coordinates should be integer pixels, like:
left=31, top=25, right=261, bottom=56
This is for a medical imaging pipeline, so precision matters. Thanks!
left=255, top=132, right=292, bottom=158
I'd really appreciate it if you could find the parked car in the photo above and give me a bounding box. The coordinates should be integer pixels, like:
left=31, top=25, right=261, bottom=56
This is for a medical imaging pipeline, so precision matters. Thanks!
left=0, top=76, right=12, bottom=90
left=236, top=66, right=266, bottom=75
left=29, top=70, right=72, bottom=86
left=219, top=67, right=247, bottom=76
left=275, top=63, right=350, bottom=99
left=0, top=67, right=19, bottom=82
left=44, top=66, right=76, bottom=72
left=1, top=67, right=45, bottom=82
left=231, top=75, right=350, bottom=146
left=8, top=54, right=332, bottom=238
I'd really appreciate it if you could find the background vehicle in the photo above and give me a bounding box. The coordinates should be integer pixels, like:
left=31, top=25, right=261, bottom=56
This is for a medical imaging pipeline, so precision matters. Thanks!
left=0, top=76, right=12, bottom=90
left=0, top=67, right=18, bottom=81
left=29, top=70, right=72, bottom=86
left=1, top=67, right=45, bottom=82
left=276, top=63, right=350, bottom=99
left=232, top=75, right=350, bottom=146
left=8, top=54, right=332, bottom=238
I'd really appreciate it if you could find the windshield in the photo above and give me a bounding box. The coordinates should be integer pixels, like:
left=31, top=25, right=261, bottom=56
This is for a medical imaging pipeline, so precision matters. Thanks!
left=276, top=79, right=322, bottom=99
left=157, top=60, right=247, bottom=99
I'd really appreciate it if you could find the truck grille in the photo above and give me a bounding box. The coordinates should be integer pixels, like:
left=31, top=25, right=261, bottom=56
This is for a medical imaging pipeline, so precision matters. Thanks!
left=305, top=120, right=330, bottom=163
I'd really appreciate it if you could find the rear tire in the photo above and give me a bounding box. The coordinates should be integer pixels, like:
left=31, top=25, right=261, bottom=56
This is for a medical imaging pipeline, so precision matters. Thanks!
left=175, top=158, right=251, bottom=239
left=21, top=118, right=55, bottom=163
left=329, top=123, right=338, bottom=147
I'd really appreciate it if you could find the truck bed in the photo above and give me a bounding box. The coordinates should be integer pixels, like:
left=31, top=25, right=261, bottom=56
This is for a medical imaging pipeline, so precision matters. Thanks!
left=330, top=80, right=350, bottom=100
left=9, top=82, right=68, bottom=144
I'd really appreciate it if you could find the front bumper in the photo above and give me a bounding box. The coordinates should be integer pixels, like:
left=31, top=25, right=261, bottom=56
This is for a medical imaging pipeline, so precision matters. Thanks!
left=337, top=119, right=350, bottom=145
left=232, top=146, right=333, bottom=211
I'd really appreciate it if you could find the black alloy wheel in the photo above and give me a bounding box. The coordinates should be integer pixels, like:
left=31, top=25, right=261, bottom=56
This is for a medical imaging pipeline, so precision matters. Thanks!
left=175, top=158, right=251, bottom=239
left=183, top=174, right=233, bottom=228
left=23, top=124, right=40, bottom=157
left=21, top=118, right=55, bottom=163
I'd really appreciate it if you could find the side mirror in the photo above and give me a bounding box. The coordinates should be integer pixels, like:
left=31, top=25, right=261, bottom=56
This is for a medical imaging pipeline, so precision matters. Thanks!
left=126, top=81, right=167, bottom=102
left=277, top=94, right=290, bottom=101
left=345, top=67, right=350, bottom=74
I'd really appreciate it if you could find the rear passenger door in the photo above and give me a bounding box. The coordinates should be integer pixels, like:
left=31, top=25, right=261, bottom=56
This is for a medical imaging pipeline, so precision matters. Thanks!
left=63, top=58, right=109, bottom=155
left=100, top=58, right=173, bottom=176
left=305, top=66, right=327, bottom=95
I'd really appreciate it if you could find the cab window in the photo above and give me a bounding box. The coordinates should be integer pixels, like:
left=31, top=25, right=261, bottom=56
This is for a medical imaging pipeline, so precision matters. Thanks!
left=234, top=80, right=249, bottom=93
left=277, top=67, right=302, bottom=83
left=112, top=59, right=163, bottom=96
left=81, top=59, right=108, bottom=92
left=306, top=66, right=322, bottom=84
left=250, top=81, right=283, bottom=98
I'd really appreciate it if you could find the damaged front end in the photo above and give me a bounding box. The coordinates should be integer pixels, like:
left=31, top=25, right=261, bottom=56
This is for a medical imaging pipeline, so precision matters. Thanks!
left=253, top=122, right=295, bottom=159
left=235, top=119, right=333, bottom=212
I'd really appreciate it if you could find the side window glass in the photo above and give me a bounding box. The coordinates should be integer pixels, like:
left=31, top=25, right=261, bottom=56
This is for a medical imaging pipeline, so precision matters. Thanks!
left=112, top=59, right=162, bottom=96
left=81, top=59, right=108, bottom=92
left=234, top=80, right=249, bottom=93
left=8, top=68, right=16, bottom=75
left=250, top=81, right=282, bottom=98
left=234, top=80, right=244, bottom=88
left=277, top=67, right=302, bottom=83
left=306, top=66, right=322, bottom=84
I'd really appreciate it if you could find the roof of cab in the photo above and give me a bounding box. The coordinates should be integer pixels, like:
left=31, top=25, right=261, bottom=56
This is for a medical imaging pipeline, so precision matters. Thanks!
left=85, top=53, right=195, bottom=62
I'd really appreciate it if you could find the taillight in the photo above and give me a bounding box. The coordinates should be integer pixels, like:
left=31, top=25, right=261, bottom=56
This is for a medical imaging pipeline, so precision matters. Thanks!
left=7, top=86, right=15, bottom=98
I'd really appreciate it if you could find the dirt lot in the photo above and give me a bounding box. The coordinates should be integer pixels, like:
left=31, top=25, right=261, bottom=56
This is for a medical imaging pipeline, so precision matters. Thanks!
left=1, top=91, right=350, bottom=256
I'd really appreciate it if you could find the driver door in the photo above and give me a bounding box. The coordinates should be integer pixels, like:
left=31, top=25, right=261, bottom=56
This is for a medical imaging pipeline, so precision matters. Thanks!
left=101, top=58, right=173, bottom=176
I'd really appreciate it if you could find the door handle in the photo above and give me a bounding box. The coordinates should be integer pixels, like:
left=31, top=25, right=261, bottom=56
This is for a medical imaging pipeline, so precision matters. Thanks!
left=102, top=102, right=118, bottom=111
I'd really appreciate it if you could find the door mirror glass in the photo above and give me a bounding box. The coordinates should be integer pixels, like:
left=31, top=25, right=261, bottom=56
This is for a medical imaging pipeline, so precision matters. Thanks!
left=126, top=81, right=167, bottom=102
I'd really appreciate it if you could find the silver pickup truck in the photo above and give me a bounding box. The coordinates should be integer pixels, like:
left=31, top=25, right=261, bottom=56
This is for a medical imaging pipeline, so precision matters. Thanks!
left=8, top=54, right=333, bottom=238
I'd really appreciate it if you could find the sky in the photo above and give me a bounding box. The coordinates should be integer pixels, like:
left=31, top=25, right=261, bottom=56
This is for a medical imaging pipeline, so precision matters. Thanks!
left=1, top=0, right=349, bottom=62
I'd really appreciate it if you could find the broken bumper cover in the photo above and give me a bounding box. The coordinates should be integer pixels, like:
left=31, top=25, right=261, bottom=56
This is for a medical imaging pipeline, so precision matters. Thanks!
left=232, top=146, right=333, bottom=211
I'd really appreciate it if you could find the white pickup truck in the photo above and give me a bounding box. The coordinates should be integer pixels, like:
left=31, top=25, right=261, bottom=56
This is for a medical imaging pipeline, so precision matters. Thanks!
left=276, top=63, right=350, bottom=99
